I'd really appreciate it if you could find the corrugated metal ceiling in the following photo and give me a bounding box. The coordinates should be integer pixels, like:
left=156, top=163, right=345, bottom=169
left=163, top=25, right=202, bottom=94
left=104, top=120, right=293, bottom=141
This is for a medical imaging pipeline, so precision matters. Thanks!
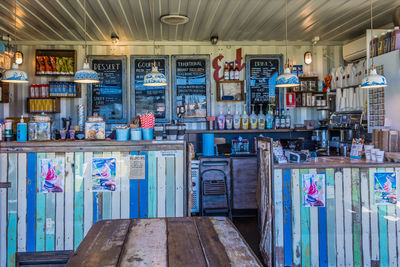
left=0, top=0, right=398, bottom=42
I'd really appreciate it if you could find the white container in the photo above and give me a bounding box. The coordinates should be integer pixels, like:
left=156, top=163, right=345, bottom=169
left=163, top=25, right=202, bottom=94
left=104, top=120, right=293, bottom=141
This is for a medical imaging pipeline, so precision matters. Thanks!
left=371, top=148, right=379, bottom=162
left=376, top=150, right=385, bottom=163
left=364, top=145, right=374, bottom=160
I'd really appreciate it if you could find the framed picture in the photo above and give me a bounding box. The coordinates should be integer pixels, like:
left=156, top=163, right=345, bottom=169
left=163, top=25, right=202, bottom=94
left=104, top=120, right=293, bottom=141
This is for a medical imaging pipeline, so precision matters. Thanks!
left=216, top=80, right=244, bottom=101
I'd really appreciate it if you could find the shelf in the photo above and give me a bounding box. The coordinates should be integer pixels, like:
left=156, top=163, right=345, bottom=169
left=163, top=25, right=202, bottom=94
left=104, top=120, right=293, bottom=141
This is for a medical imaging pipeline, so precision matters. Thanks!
left=186, top=129, right=313, bottom=134
left=292, top=91, right=326, bottom=94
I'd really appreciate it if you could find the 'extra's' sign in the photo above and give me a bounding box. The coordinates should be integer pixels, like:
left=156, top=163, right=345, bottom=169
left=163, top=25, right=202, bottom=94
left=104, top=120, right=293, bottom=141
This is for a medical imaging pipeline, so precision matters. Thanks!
left=212, top=48, right=245, bottom=81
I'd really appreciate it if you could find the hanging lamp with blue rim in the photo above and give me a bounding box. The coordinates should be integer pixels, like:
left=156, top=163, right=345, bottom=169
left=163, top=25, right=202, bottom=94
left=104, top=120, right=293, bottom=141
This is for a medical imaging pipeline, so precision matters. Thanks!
left=275, top=0, right=299, bottom=88
left=143, top=0, right=167, bottom=87
left=74, top=0, right=99, bottom=84
left=3, top=0, right=28, bottom=84
left=361, top=0, right=387, bottom=89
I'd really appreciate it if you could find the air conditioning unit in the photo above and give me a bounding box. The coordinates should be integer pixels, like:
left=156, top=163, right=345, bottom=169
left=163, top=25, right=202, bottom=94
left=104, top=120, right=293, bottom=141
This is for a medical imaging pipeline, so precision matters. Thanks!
left=343, top=36, right=366, bottom=62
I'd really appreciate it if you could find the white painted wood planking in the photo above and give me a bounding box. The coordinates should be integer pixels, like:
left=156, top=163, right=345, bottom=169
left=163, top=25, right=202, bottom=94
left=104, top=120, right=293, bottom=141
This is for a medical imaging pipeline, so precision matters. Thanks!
left=17, top=153, right=27, bottom=252
left=120, top=152, right=130, bottom=219
left=342, top=168, right=353, bottom=267
left=175, top=155, right=184, bottom=217
left=64, top=152, right=74, bottom=250
left=369, top=168, right=379, bottom=262
left=396, top=168, right=400, bottom=267
left=291, top=169, right=302, bottom=266
left=83, top=152, right=93, bottom=236
left=157, top=156, right=166, bottom=218
left=0, top=153, right=8, bottom=266
left=360, top=170, right=371, bottom=267
left=274, top=168, right=284, bottom=265
left=335, top=170, right=345, bottom=267
left=55, top=153, right=65, bottom=251
left=308, top=169, right=319, bottom=267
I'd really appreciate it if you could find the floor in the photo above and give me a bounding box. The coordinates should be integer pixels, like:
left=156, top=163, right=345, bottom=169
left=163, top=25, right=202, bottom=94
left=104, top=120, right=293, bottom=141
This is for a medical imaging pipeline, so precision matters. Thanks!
left=232, top=215, right=264, bottom=264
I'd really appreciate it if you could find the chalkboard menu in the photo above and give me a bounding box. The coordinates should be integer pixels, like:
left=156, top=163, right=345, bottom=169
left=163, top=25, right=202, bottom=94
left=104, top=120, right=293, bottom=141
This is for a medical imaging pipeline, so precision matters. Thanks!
left=88, top=56, right=127, bottom=124
left=172, top=55, right=210, bottom=122
left=131, top=56, right=169, bottom=122
left=245, top=55, right=283, bottom=114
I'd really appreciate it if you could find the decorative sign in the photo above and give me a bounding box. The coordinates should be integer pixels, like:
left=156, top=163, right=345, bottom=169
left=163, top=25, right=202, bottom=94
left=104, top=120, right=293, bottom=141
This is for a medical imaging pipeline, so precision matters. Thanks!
left=212, top=48, right=245, bottom=81
left=350, top=138, right=364, bottom=159
left=129, top=155, right=146, bottom=179
left=374, top=172, right=397, bottom=205
left=302, top=174, right=325, bottom=207
left=92, top=158, right=116, bottom=192
left=155, top=150, right=183, bottom=158
left=88, top=56, right=127, bottom=124
left=172, top=55, right=210, bottom=122
left=246, top=55, right=283, bottom=114
left=39, top=158, right=65, bottom=193
left=131, top=56, right=169, bottom=122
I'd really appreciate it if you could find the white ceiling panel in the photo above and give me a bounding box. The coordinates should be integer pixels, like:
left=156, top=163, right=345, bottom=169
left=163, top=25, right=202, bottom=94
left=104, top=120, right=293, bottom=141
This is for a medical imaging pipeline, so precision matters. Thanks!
left=0, top=0, right=398, bottom=42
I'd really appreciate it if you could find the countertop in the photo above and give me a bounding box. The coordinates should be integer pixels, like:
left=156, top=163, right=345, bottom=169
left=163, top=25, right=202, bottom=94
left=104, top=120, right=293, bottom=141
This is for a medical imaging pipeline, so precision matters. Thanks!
left=0, top=140, right=185, bottom=153
left=274, top=156, right=400, bottom=169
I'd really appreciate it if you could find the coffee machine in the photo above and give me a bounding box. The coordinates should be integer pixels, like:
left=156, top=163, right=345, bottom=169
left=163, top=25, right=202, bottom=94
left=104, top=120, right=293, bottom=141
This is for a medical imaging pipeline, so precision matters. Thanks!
left=328, top=111, right=366, bottom=156
left=312, top=108, right=330, bottom=155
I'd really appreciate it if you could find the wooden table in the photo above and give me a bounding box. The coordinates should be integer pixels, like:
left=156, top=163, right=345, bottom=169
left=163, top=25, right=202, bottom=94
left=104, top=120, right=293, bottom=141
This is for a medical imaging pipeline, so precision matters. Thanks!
left=67, top=217, right=262, bottom=267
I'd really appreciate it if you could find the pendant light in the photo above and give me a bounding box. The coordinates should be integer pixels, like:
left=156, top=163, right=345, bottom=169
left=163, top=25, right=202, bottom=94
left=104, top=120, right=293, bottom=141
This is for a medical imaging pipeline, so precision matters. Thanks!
left=74, top=0, right=99, bottom=84
left=276, top=0, right=299, bottom=88
left=3, top=0, right=28, bottom=83
left=143, top=0, right=167, bottom=87
left=361, top=0, right=387, bottom=89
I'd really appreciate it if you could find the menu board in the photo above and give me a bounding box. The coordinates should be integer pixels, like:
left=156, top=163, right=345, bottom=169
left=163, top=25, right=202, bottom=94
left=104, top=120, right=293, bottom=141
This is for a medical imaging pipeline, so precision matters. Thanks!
left=131, top=56, right=169, bottom=122
left=172, top=55, right=210, bottom=122
left=88, top=56, right=127, bottom=124
left=245, top=55, right=283, bottom=114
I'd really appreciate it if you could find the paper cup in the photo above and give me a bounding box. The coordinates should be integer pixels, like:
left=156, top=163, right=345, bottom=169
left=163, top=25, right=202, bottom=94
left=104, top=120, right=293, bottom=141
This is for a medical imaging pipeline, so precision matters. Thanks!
left=364, top=145, right=374, bottom=160
left=371, top=148, right=379, bottom=162
left=376, top=150, right=385, bottom=163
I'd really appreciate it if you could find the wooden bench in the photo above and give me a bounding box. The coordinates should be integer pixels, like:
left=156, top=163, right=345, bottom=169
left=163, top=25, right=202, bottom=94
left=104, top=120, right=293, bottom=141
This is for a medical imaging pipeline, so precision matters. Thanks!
left=16, top=251, right=72, bottom=267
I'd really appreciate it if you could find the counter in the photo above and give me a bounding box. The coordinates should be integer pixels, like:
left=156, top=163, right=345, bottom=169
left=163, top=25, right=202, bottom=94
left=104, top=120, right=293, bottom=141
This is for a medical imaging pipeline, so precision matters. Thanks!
left=257, top=137, right=400, bottom=266
left=0, top=140, right=188, bottom=266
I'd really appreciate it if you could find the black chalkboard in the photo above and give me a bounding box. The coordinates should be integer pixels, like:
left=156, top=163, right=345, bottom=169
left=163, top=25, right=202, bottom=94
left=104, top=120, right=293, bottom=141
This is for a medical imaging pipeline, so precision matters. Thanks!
left=245, top=55, right=283, bottom=114
left=88, top=56, right=127, bottom=124
left=131, top=56, right=169, bottom=122
left=172, top=55, right=210, bottom=122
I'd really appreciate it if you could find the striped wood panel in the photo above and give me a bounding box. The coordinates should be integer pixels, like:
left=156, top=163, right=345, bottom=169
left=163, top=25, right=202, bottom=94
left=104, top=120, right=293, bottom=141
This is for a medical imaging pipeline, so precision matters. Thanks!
left=1, top=149, right=185, bottom=267
left=271, top=167, right=400, bottom=267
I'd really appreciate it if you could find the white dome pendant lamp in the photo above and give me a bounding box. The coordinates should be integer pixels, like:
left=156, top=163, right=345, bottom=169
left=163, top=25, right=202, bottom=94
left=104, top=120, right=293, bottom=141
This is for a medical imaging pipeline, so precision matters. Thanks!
left=143, top=0, right=167, bottom=87
left=276, top=0, right=299, bottom=88
left=361, top=0, right=387, bottom=89
left=74, top=0, right=99, bottom=84
left=3, top=0, right=28, bottom=83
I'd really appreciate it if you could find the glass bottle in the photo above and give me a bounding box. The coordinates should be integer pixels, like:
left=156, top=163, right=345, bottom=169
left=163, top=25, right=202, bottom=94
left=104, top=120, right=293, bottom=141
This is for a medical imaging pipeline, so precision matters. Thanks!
left=285, top=109, right=291, bottom=129
left=266, top=106, right=274, bottom=129
left=217, top=106, right=226, bottom=130
left=250, top=104, right=258, bottom=130
left=257, top=104, right=266, bottom=130
left=280, top=109, right=286, bottom=129
left=233, top=104, right=241, bottom=130
left=225, top=105, right=233, bottom=130
left=241, top=104, right=249, bottom=130
left=224, top=62, right=229, bottom=80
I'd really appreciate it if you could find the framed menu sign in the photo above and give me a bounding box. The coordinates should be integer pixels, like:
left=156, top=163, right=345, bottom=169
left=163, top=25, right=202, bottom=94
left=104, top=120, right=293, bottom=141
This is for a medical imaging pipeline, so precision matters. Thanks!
left=130, top=56, right=169, bottom=122
left=172, top=55, right=210, bottom=122
left=245, top=55, right=283, bottom=114
left=88, top=56, right=127, bottom=124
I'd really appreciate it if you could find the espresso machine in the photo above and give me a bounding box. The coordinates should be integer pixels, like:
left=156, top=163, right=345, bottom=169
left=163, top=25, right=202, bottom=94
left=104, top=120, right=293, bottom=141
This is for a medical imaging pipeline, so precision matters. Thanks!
left=312, top=108, right=330, bottom=155
left=328, top=111, right=367, bottom=156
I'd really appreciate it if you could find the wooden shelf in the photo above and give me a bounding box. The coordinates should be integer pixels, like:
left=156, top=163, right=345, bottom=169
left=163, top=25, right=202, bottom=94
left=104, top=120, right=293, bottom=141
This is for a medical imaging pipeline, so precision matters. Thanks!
left=186, top=129, right=313, bottom=134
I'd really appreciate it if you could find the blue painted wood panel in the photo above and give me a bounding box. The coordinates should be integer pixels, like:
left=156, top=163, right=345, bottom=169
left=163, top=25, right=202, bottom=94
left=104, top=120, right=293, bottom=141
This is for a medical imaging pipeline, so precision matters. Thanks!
left=26, top=153, right=37, bottom=252
left=7, top=153, right=17, bottom=267
left=282, top=168, right=292, bottom=266
left=36, top=153, right=46, bottom=252
left=129, top=152, right=139, bottom=218
left=317, top=170, right=328, bottom=267
left=139, top=151, right=148, bottom=218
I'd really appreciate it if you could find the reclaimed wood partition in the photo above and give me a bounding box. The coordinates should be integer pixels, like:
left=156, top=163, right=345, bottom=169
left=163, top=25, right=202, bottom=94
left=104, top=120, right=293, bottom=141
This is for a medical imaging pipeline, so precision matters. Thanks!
left=257, top=137, right=400, bottom=267
left=0, top=141, right=187, bottom=267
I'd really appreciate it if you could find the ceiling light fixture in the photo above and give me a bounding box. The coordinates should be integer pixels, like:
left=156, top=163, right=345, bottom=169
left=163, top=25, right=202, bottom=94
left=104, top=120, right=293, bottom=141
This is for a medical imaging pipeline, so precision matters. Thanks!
left=3, top=0, right=28, bottom=83
left=361, top=0, right=387, bottom=89
left=160, top=14, right=189, bottom=26
left=304, top=51, right=312, bottom=65
left=14, top=50, right=23, bottom=64
left=74, top=0, right=99, bottom=84
left=111, top=33, right=119, bottom=44
left=144, top=0, right=167, bottom=87
left=276, top=0, right=299, bottom=88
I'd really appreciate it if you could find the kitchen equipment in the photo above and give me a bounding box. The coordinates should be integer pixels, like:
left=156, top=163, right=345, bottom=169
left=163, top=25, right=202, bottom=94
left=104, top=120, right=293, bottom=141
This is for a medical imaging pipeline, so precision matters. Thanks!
left=4, top=119, right=13, bottom=141
left=287, top=151, right=307, bottom=163
left=17, top=116, right=27, bottom=142
left=191, top=160, right=200, bottom=214
left=85, top=113, right=105, bottom=140
left=28, top=114, right=52, bottom=141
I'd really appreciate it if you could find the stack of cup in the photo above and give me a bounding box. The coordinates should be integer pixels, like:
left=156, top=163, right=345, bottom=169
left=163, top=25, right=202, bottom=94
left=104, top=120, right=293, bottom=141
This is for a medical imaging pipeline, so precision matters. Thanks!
left=367, top=146, right=385, bottom=163
left=364, top=145, right=374, bottom=160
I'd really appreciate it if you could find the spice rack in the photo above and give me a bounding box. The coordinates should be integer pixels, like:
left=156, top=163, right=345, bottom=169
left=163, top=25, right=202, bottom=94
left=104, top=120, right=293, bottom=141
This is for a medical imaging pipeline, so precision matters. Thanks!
left=288, top=77, right=328, bottom=108
left=29, top=82, right=81, bottom=98
left=27, top=98, right=60, bottom=113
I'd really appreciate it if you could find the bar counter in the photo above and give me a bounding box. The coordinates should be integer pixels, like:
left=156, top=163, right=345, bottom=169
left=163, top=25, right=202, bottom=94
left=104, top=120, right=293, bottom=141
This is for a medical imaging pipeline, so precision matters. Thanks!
left=257, top=138, right=400, bottom=266
left=0, top=140, right=188, bottom=265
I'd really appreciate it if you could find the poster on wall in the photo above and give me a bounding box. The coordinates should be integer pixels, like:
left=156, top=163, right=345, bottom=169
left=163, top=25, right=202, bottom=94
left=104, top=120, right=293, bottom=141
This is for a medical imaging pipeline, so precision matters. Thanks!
left=40, top=158, right=65, bottom=193
left=92, top=158, right=117, bottom=191
left=131, top=56, right=169, bottom=122
left=88, top=56, right=127, bottom=124
left=302, top=174, right=325, bottom=207
left=245, top=55, right=283, bottom=114
left=172, top=55, right=210, bottom=122
left=129, top=155, right=146, bottom=179
left=374, top=172, right=397, bottom=205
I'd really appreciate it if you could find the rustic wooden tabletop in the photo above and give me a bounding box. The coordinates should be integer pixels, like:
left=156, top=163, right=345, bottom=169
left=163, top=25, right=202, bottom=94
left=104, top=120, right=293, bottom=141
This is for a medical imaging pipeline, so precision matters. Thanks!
left=66, top=216, right=262, bottom=267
